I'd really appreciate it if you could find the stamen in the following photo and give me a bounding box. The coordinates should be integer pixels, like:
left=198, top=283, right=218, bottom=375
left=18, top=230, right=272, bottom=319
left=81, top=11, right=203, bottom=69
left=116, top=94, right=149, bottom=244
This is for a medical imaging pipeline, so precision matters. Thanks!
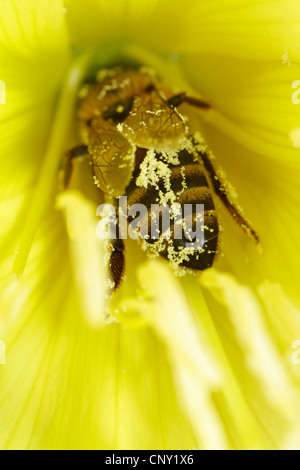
left=185, top=273, right=272, bottom=449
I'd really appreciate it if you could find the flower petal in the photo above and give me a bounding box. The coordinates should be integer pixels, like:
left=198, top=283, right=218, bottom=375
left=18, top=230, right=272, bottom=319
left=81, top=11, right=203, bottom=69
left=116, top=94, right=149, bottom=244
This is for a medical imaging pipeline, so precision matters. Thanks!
left=182, top=55, right=300, bottom=157
left=0, top=0, right=69, bottom=196
left=64, top=0, right=300, bottom=60
left=0, top=210, right=197, bottom=450
left=0, top=0, right=69, bottom=272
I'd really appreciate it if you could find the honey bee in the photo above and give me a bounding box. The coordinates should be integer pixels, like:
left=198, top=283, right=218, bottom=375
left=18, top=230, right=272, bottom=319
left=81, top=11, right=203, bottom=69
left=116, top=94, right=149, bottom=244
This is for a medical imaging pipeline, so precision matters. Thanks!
left=64, top=67, right=258, bottom=290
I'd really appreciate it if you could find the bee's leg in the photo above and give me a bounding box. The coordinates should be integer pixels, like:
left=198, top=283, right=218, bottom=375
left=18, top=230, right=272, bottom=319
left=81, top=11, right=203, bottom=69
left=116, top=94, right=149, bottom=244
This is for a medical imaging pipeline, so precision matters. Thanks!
left=109, top=233, right=126, bottom=291
left=195, top=144, right=259, bottom=243
left=167, top=92, right=211, bottom=110
left=63, top=144, right=89, bottom=188
left=148, top=84, right=210, bottom=110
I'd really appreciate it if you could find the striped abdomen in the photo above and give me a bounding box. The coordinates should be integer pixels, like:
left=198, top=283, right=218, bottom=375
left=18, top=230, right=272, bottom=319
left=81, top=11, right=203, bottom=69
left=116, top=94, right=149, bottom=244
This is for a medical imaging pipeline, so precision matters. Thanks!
left=125, top=146, right=219, bottom=272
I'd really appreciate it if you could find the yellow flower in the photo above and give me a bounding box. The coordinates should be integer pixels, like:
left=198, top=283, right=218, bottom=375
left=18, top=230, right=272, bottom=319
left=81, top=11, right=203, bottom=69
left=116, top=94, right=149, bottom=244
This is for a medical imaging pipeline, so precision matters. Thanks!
left=1, top=0, right=300, bottom=450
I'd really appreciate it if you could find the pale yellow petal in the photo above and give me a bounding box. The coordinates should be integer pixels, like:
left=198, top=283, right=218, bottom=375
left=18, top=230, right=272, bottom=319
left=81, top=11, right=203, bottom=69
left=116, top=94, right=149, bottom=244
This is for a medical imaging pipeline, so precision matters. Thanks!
left=0, top=0, right=69, bottom=196
left=65, top=0, right=300, bottom=60
left=0, top=209, right=197, bottom=449
left=0, top=0, right=69, bottom=279
left=182, top=55, right=300, bottom=158
left=11, top=53, right=91, bottom=277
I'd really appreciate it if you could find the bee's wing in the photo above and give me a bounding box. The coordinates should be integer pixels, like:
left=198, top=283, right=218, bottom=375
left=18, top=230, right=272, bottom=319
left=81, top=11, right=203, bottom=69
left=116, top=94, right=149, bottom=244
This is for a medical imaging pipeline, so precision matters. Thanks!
left=89, top=127, right=136, bottom=197
left=121, top=92, right=187, bottom=151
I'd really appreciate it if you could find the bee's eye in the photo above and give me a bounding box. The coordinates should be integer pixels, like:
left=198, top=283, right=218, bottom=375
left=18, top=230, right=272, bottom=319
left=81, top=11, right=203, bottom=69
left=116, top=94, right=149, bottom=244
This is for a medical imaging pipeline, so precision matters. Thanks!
left=102, top=97, right=134, bottom=123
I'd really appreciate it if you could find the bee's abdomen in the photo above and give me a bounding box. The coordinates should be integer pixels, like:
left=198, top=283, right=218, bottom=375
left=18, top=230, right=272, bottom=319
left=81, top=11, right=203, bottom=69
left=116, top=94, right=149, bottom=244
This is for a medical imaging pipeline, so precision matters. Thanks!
left=126, top=147, right=219, bottom=272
